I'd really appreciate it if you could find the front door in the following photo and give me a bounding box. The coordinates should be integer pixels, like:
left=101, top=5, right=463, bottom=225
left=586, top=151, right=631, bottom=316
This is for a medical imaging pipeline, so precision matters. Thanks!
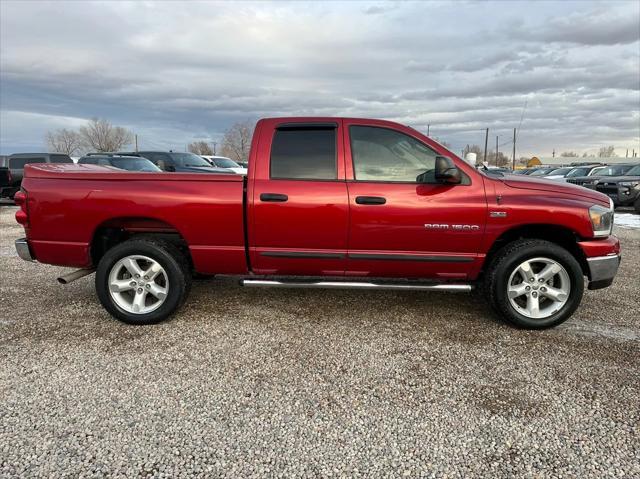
left=344, top=121, right=487, bottom=279
left=250, top=120, right=349, bottom=276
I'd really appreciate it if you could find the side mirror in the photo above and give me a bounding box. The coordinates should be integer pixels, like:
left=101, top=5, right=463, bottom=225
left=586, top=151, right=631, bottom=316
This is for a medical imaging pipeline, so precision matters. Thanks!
left=434, top=156, right=461, bottom=184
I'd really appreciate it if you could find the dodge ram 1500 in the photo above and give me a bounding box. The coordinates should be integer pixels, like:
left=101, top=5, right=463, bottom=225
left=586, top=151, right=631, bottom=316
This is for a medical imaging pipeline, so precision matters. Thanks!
left=14, top=117, right=621, bottom=328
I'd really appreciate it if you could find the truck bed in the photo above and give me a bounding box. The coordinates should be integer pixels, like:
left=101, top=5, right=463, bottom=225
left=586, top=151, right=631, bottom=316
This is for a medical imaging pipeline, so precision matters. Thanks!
left=21, top=164, right=247, bottom=274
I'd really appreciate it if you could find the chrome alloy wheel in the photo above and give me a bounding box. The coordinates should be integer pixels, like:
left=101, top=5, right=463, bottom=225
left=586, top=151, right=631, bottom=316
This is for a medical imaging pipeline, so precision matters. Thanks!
left=507, top=257, right=571, bottom=319
left=108, top=255, right=169, bottom=314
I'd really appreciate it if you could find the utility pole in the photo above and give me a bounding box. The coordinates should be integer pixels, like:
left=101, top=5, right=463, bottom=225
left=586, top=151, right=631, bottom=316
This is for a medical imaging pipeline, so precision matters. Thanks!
left=552, top=149, right=555, bottom=158
left=626, top=149, right=629, bottom=158
left=495, top=135, right=499, bottom=166
left=212, top=141, right=217, bottom=155
left=427, top=124, right=430, bottom=136
left=512, top=128, right=516, bottom=170
left=483, top=128, right=489, bottom=163
left=135, top=134, right=138, bottom=152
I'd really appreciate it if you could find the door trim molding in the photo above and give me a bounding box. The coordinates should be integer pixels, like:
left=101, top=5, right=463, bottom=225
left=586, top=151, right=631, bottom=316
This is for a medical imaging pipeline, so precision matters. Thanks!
left=260, top=251, right=346, bottom=259
left=348, top=253, right=474, bottom=263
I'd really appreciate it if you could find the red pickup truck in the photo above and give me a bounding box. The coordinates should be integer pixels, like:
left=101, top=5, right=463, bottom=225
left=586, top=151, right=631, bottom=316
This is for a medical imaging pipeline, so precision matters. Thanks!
left=14, top=117, right=620, bottom=329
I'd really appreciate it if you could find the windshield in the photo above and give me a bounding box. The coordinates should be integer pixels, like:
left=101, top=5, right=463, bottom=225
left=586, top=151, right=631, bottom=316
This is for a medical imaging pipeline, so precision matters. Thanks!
left=598, top=165, right=635, bottom=176
left=169, top=153, right=212, bottom=168
left=566, top=168, right=590, bottom=177
left=212, top=158, right=241, bottom=168
left=625, top=165, right=640, bottom=175
left=111, top=158, right=161, bottom=172
left=548, top=168, right=572, bottom=176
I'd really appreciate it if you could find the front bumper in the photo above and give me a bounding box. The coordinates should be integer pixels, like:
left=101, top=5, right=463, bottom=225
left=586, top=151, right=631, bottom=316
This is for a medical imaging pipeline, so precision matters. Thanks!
left=586, top=254, right=621, bottom=290
left=15, top=238, right=35, bottom=262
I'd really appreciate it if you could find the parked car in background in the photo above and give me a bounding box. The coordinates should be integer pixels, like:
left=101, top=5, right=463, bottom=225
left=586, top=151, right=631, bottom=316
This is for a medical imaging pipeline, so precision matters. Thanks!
left=528, top=167, right=557, bottom=177
left=120, top=151, right=234, bottom=174
left=15, top=116, right=620, bottom=330
left=0, top=165, right=12, bottom=200
left=544, top=167, right=575, bottom=181
left=0, top=153, right=73, bottom=198
left=79, top=154, right=162, bottom=172
left=201, top=155, right=247, bottom=175
left=513, top=167, right=539, bottom=175
left=564, top=164, right=606, bottom=181
left=566, top=163, right=638, bottom=189
left=594, top=164, right=640, bottom=212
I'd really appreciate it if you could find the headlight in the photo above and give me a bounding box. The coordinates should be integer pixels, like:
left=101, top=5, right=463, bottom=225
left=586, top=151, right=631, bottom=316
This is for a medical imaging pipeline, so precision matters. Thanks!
left=589, top=204, right=614, bottom=237
left=619, top=181, right=639, bottom=188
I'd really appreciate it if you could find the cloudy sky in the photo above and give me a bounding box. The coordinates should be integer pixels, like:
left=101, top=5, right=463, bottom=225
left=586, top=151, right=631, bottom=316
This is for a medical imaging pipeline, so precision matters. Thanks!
left=1, top=0, right=639, bottom=157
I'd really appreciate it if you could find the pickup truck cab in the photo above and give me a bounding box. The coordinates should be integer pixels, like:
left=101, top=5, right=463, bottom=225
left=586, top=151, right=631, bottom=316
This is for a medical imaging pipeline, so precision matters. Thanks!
left=14, top=117, right=621, bottom=329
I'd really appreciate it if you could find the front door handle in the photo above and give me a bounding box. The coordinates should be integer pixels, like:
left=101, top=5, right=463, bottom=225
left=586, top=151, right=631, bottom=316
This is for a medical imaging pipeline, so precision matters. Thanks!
left=355, top=196, right=386, bottom=205
left=260, top=193, right=288, bottom=202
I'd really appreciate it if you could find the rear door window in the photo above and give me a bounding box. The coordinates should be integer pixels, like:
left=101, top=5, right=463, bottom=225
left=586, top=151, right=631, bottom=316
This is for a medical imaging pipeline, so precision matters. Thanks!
left=270, top=127, right=336, bottom=180
left=10, top=157, right=44, bottom=168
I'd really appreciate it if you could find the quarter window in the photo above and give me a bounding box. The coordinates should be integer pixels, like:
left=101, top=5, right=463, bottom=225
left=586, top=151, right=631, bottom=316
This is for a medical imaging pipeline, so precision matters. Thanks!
left=270, top=128, right=336, bottom=180
left=350, top=126, right=438, bottom=182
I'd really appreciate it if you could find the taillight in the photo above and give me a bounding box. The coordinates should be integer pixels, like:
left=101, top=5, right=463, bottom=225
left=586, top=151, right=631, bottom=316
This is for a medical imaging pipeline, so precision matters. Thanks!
left=15, top=190, right=28, bottom=226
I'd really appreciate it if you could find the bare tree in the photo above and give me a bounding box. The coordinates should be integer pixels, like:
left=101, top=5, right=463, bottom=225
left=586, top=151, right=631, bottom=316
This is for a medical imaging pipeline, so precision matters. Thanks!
left=560, top=151, right=579, bottom=157
left=188, top=141, right=213, bottom=156
left=79, top=118, right=133, bottom=152
left=45, top=128, right=83, bottom=156
left=598, top=146, right=617, bottom=158
left=221, top=120, right=255, bottom=162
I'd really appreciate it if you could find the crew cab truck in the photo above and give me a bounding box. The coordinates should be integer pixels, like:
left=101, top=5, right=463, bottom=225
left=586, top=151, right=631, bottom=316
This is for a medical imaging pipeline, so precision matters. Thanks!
left=14, top=117, right=621, bottom=329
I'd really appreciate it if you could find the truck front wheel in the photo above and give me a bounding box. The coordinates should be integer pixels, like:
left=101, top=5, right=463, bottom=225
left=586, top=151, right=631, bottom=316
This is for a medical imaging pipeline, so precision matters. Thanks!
left=95, top=238, right=191, bottom=325
left=484, top=239, right=584, bottom=329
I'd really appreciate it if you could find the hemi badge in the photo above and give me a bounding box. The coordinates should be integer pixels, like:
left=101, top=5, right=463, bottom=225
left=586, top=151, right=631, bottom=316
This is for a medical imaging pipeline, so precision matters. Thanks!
left=490, top=211, right=507, bottom=218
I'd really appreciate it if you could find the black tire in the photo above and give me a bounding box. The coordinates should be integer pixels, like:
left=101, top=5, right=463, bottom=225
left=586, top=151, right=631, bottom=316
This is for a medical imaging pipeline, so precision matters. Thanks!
left=483, top=239, right=584, bottom=329
left=95, top=237, right=191, bottom=325
left=634, top=197, right=640, bottom=214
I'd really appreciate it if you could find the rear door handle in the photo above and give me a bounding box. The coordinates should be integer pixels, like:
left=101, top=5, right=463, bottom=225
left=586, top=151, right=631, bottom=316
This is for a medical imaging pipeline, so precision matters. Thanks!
left=260, top=193, right=288, bottom=202
left=355, top=196, right=386, bottom=205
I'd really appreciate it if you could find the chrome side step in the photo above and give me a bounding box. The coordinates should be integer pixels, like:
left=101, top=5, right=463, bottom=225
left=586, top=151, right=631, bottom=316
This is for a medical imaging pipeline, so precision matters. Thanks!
left=240, top=279, right=472, bottom=292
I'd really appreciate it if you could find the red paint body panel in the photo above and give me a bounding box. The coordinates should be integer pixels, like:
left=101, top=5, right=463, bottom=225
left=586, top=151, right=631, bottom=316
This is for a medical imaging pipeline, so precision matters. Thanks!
left=21, top=166, right=245, bottom=273
left=18, top=118, right=619, bottom=281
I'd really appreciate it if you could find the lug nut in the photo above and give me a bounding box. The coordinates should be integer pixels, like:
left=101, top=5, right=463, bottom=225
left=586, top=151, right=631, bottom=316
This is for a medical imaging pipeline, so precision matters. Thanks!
left=541, top=287, right=546, bottom=292
left=144, top=276, right=149, bottom=280
left=532, top=292, right=538, bottom=298
left=130, top=281, right=136, bottom=287
left=525, top=286, right=531, bottom=291
left=529, top=278, right=534, bottom=282
left=137, top=288, right=143, bottom=293
left=538, top=278, right=544, bottom=283
left=135, top=274, right=140, bottom=278
left=146, top=284, right=150, bottom=289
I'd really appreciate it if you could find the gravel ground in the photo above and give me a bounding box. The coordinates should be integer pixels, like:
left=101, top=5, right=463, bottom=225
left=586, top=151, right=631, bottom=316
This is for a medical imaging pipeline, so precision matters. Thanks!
left=0, top=205, right=638, bottom=478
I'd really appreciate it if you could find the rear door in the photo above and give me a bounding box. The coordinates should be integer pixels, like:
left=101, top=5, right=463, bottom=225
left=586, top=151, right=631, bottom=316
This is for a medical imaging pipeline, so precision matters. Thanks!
left=249, top=119, right=349, bottom=276
left=344, top=120, right=487, bottom=279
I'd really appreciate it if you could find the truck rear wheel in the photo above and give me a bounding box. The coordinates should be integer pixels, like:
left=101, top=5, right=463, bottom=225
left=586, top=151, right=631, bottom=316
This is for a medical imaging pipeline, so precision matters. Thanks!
left=484, top=239, right=584, bottom=329
left=95, top=238, right=191, bottom=325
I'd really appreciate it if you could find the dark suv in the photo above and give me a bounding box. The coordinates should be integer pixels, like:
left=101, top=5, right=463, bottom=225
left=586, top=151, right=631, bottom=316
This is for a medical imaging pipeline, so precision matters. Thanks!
left=0, top=153, right=73, bottom=198
left=566, top=164, right=637, bottom=189
left=120, top=151, right=233, bottom=174
left=594, top=164, right=640, bottom=212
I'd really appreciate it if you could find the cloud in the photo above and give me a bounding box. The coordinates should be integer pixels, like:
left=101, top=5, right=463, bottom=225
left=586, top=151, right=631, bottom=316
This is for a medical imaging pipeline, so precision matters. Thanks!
left=0, top=0, right=638, bottom=157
